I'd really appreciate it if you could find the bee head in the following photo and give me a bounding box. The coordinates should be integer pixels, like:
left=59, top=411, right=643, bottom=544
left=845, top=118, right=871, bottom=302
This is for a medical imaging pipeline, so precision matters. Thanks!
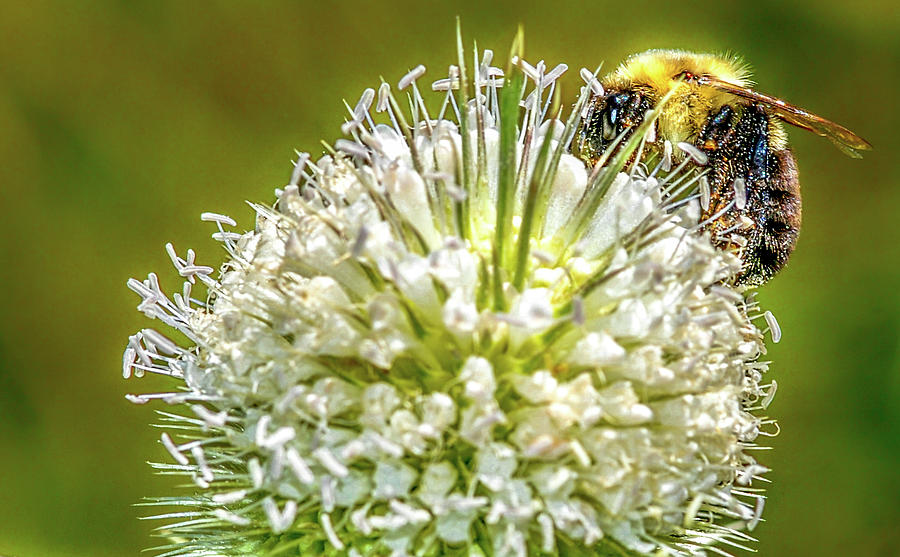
left=574, top=90, right=650, bottom=166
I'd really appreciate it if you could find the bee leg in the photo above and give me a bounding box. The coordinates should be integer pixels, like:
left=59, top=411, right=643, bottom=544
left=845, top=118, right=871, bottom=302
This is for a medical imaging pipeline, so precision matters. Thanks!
left=699, top=105, right=734, bottom=151
left=699, top=105, right=739, bottom=221
left=749, top=133, right=769, bottom=182
left=574, top=95, right=606, bottom=166
left=621, top=93, right=645, bottom=130
left=604, top=92, right=632, bottom=139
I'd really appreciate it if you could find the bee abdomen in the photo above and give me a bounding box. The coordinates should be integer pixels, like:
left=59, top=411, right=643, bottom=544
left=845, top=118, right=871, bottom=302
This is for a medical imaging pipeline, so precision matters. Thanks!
left=701, top=104, right=801, bottom=286
left=740, top=149, right=801, bottom=286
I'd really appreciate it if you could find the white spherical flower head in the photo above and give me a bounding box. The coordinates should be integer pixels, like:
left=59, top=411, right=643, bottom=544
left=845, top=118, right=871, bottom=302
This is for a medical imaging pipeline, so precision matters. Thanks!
left=125, top=34, right=780, bottom=557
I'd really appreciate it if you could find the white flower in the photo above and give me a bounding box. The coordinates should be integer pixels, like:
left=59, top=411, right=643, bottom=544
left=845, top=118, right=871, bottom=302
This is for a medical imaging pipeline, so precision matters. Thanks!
left=124, top=34, right=779, bottom=556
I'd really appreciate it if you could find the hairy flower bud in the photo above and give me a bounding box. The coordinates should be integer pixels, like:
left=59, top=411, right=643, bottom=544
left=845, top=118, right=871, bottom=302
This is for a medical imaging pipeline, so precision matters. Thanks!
left=125, top=35, right=779, bottom=556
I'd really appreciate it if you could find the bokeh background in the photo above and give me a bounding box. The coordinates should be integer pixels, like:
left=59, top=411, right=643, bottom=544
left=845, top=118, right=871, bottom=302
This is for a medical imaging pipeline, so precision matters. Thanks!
left=1, top=1, right=898, bottom=555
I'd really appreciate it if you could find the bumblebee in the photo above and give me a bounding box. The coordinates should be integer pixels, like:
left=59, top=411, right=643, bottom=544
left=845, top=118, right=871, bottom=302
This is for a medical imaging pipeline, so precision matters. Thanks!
left=574, top=49, right=870, bottom=286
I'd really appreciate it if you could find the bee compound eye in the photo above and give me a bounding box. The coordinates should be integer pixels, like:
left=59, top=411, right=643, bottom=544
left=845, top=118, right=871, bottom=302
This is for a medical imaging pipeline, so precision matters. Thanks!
left=607, top=106, right=618, bottom=125
left=607, top=93, right=629, bottom=107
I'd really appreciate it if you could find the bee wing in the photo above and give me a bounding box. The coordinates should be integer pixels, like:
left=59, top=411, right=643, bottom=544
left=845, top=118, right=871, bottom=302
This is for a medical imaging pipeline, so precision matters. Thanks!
left=701, top=75, right=872, bottom=158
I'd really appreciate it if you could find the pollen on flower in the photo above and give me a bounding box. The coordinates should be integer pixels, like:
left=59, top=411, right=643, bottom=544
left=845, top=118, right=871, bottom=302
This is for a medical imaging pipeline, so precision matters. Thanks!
left=124, top=31, right=777, bottom=557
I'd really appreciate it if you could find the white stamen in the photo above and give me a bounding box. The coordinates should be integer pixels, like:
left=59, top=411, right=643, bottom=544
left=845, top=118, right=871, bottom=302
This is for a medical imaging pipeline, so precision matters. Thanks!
left=431, top=77, right=458, bottom=91
left=122, top=348, right=136, bottom=379
left=353, top=88, right=375, bottom=121
left=161, top=432, right=189, bottom=465
left=191, top=445, right=214, bottom=482
left=335, top=139, right=371, bottom=160
left=376, top=82, right=391, bottom=112
left=390, top=500, right=430, bottom=524
left=694, top=311, right=728, bottom=327
left=129, top=333, right=151, bottom=366
left=764, top=310, right=781, bottom=343
left=580, top=94, right=594, bottom=119
left=677, top=141, right=709, bottom=165
left=270, top=450, right=284, bottom=481
left=662, top=140, right=673, bottom=171
left=710, top=285, right=744, bottom=303
left=321, top=476, right=337, bottom=512
left=164, top=243, right=182, bottom=272
left=684, top=495, right=706, bottom=526
left=212, top=490, right=247, bottom=504
left=645, top=117, right=657, bottom=143
left=248, top=457, right=264, bottom=489
left=761, top=380, right=778, bottom=409
left=737, top=464, right=770, bottom=486
left=200, top=212, right=237, bottom=227
left=398, top=65, right=426, bottom=90
left=447, top=496, right=488, bottom=512
left=579, top=68, right=604, bottom=96
left=321, top=513, right=344, bottom=549
left=480, top=50, right=493, bottom=72
left=289, top=152, right=310, bottom=186
left=142, top=328, right=180, bottom=355
left=748, top=497, right=765, bottom=531
left=368, top=432, right=404, bottom=457
left=179, top=265, right=214, bottom=277
left=368, top=514, right=407, bottom=530
left=583, top=521, right=602, bottom=545
left=262, top=426, right=296, bottom=449
left=172, top=437, right=202, bottom=451
left=351, top=508, right=372, bottom=535
left=341, top=119, right=359, bottom=135
left=214, top=509, right=251, bottom=526
left=126, top=277, right=154, bottom=301
left=538, top=513, right=555, bottom=552
left=544, top=63, right=568, bottom=83
left=211, top=231, right=242, bottom=242
left=733, top=178, right=747, bottom=210
left=130, top=391, right=217, bottom=405
left=286, top=447, right=315, bottom=485
left=255, top=415, right=271, bottom=447
left=699, top=175, right=711, bottom=211
left=313, top=447, right=348, bottom=477
left=730, top=233, right=748, bottom=247
left=570, top=440, right=591, bottom=467
left=340, top=439, right=366, bottom=460
left=263, top=497, right=297, bottom=534
left=515, top=57, right=540, bottom=82
left=191, top=404, right=228, bottom=428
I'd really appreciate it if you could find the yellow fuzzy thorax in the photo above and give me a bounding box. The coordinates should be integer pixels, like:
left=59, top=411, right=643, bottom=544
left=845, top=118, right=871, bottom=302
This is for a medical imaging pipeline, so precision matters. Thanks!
left=604, top=49, right=752, bottom=91
left=602, top=49, right=787, bottom=151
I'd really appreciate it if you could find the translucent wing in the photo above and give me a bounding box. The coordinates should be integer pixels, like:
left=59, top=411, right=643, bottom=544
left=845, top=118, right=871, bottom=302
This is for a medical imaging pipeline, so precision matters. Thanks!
left=699, top=75, right=872, bottom=158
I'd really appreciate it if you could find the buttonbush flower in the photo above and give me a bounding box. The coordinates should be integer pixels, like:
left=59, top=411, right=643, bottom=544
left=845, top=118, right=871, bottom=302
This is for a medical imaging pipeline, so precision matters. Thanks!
left=124, top=30, right=780, bottom=557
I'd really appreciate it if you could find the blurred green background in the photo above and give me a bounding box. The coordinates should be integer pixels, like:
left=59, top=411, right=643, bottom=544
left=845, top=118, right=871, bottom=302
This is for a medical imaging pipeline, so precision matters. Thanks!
left=1, top=1, right=898, bottom=555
